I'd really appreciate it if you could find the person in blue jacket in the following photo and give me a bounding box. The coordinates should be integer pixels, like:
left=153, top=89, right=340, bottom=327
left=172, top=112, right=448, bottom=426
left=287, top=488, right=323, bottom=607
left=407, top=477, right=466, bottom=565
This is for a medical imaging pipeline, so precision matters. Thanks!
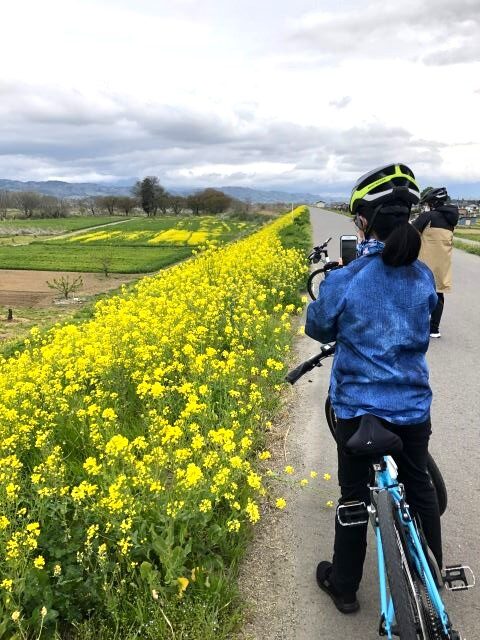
left=306, top=164, right=442, bottom=614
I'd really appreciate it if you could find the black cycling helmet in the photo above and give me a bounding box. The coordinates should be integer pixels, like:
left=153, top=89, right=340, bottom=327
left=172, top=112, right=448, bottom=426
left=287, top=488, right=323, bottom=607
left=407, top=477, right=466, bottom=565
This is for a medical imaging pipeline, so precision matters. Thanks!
left=349, top=163, right=421, bottom=216
left=419, top=187, right=448, bottom=208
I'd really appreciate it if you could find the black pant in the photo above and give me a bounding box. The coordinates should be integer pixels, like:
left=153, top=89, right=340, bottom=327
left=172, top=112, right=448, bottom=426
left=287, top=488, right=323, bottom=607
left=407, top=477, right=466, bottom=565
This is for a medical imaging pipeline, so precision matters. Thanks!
left=430, top=292, right=444, bottom=333
left=330, top=416, right=442, bottom=594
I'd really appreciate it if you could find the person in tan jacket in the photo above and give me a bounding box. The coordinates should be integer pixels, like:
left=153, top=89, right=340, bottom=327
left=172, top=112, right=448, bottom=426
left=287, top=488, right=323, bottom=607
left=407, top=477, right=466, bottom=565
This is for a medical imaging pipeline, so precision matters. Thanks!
left=412, top=187, right=459, bottom=338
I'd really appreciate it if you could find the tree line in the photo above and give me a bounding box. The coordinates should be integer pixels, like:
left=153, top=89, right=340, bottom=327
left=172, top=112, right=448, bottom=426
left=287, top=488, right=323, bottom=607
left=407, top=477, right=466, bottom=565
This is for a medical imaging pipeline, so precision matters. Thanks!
left=0, top=177, right=234, bottom=219
left=133, top=177, right=233, bottom=216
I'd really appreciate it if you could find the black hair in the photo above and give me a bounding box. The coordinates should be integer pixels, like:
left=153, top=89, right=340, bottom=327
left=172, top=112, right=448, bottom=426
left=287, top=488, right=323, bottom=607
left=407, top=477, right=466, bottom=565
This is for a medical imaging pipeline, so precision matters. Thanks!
left=359, top=202, right=421, bottom=267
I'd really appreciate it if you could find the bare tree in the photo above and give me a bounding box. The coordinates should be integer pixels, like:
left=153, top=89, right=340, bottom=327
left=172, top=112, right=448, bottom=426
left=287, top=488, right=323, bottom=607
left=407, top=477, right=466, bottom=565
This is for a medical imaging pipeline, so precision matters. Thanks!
left=15, top=191, right=42, bottom=218
left=95, top=195, right=118, bottom=216
left=38, top=195, right=70, bottom=218
left=47, top=275, right=83, bottom=299
left=117, top=196, right=137, bottom=216
left=81, top=197, right=98, bottom=216
left=0, top=190, right=12, bottom=219
left=99, top=253, right=114, bottom=277
left=169, top=195, right=186, bottom=216
left=186, top=193, right=203, bottom=216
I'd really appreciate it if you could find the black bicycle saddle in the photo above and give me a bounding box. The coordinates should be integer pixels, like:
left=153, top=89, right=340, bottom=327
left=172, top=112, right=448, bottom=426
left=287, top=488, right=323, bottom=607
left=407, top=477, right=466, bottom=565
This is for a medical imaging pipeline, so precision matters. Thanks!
left=346, top=414, right=403, bottom=456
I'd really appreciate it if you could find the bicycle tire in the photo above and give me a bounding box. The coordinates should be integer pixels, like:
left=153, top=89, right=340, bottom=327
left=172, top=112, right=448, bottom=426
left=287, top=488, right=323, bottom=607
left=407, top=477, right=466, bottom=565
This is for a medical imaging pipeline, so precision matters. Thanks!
left=377, top=490, right=419, bottom=640
left=426, top=454, right=447, bottom=517
left=393, top=506, right=444, bottom=640
left=307, top=268, right=325, bottom=300
left=325, top=398, right=448, bottom=517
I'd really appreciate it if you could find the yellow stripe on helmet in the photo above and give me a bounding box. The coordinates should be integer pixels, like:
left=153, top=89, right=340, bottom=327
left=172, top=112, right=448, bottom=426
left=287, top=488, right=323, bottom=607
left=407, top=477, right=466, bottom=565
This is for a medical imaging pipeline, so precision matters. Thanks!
left=350, top=164, right=419, bottom=212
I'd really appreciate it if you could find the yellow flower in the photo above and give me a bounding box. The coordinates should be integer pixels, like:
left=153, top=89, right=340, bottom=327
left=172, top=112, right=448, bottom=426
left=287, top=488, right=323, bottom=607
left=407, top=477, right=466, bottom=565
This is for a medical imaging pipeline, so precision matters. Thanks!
left=323, top=473, right=332, bottom=481
left=300, top=479, right=309, bottom=487
left=105, top=434, right=129, bottom=456
left=184, top=463, right=203, bottom=487
left=275, top=497, right=287, bottom=509
left=247, top=472, right=262, bottom=490
left=101, top=407, right=117, bottom=421
left=53, top=564, right=62, bottom=577
left=326, top=500, right=335, bottom=508
left=40, top=606, right=47, bottom=617
left=0, top=579, right=13, bottom=592
left=33, top=555, right=45, bottom=569
left=117, top=537, right=132, bottom=555
left=310, top=471, right=318, bottom=479
left=227, top=519, right=241, bottom=532
left=199, top=499, right=212, bottom=513
left=284, top=465, right=294, bottom=475
left=177, top=576, right=189, bottom=597
left=11, top=611, right=20, bottom=623
left=83, top=457, right=102, bottom=476
left=245, top=499, right=260, bottom=523
left=258, top=451, right=271, bottom=460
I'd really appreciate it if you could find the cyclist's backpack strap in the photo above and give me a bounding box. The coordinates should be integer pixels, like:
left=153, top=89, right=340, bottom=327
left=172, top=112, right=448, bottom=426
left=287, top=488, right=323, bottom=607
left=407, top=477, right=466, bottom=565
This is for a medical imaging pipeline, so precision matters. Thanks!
left=346, top=414, right=403, bottom=456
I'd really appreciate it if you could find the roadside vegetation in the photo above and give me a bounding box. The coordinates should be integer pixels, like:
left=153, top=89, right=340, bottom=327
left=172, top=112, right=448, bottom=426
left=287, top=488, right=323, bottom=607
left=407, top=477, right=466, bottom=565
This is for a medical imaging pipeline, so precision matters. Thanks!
left=0, top=207, right=310, bottom=639
left=454, top=239, right=480, bottom=256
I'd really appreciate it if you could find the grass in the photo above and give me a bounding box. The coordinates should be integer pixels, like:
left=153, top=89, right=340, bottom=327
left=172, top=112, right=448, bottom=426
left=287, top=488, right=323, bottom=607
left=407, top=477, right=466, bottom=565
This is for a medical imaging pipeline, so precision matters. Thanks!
left=0, top=244, right=193, bottom=272
left=277, top=207, right=312, bottom=254
left=454, top=239, right=480, bottom=256
left=455, top=231, right=480, bottom=242
left=0, top=216, right=127, bottom=235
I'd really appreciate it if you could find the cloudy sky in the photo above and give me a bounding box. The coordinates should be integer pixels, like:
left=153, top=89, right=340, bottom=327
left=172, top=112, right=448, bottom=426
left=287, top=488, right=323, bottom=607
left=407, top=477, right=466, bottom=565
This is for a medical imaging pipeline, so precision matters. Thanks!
left=1, top=0, right=479, bottom=195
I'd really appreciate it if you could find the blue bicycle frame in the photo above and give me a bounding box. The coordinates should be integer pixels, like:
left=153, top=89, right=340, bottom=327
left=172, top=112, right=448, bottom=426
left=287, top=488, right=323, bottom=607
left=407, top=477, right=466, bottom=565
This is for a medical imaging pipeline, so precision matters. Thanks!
left=374, top=456, right=450, bottom=639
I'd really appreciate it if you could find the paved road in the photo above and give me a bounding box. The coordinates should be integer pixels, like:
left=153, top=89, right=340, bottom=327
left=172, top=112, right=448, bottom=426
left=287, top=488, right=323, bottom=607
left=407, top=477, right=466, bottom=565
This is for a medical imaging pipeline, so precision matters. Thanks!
left=284, top=207, right=479, bottom=639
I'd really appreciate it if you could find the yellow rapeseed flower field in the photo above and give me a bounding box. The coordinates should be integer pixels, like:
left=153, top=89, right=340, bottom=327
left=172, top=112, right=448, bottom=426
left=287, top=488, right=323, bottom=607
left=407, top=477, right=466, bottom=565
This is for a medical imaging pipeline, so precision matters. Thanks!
left=0, top=207, right=308, bottom=636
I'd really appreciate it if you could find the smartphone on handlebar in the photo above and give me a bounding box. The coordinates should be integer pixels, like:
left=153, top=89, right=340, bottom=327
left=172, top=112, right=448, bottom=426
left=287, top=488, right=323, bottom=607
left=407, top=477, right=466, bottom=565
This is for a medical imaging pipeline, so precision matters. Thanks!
left=340, top=235, right=357, bottom=266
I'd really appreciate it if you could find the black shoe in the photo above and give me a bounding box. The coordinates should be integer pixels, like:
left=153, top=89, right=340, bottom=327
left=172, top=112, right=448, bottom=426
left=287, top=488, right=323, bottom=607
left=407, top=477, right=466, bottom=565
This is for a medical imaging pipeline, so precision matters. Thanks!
left=316, top=561, right=360, bottom=614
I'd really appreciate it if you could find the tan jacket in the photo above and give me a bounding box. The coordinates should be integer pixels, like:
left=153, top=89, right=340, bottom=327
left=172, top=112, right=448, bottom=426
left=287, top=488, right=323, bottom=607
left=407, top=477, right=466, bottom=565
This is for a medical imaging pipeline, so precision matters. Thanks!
left=418, top=225, right=453, bottom=293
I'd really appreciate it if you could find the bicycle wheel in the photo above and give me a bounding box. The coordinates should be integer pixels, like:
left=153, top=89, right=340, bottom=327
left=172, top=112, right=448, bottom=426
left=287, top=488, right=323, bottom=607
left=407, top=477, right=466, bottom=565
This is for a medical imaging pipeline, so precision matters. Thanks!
left=325, top=398, right=447, bottom=517
left=377, top=490, right=419, bottom=640
left=394, top=507, right=445, bottom=639
left=426, top=454, right=447, bottom=517
left=307, top=268, right=325, bottom=300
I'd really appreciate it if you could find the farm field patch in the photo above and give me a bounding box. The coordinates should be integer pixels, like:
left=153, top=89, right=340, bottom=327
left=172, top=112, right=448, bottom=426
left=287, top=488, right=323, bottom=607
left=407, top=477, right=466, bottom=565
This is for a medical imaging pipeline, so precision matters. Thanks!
left=0, top=216, right=126, bottom=236
left=50, top=215, right=259, bottom=246
left=0, top=244, right=192, bottom=272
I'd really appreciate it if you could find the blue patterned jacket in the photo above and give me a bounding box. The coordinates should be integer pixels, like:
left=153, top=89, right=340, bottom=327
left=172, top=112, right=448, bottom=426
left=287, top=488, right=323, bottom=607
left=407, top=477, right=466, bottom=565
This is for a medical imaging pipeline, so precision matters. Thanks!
left=305, top=245, right=438, bottom=425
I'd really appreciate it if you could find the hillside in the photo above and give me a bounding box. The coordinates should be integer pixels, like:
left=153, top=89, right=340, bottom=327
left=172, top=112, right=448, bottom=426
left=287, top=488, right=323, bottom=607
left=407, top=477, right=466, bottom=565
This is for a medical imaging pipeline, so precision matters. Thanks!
left=0, top=179, right=327, bottom=204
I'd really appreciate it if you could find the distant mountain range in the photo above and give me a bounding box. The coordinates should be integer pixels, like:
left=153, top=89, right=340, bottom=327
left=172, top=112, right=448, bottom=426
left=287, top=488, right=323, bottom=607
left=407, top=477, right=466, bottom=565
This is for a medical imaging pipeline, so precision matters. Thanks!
left=0, top=178, right=330, bottom=204
left=0, top=179, right=131, bottom=198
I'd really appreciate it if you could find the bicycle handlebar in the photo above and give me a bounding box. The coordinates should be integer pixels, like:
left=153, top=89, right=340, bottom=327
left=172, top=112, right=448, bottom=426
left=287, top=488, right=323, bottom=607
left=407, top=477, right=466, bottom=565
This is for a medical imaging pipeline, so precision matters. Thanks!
left=308, top=237, right=332, bottom=263
left=285, top=343, right=335, bottom=384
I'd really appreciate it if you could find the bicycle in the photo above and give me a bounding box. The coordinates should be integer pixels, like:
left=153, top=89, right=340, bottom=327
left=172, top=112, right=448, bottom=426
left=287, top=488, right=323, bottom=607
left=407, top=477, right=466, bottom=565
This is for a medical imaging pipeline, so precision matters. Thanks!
left=286, top=344, right=475, bottom=639
left=307, top=238, right=339, bottom=300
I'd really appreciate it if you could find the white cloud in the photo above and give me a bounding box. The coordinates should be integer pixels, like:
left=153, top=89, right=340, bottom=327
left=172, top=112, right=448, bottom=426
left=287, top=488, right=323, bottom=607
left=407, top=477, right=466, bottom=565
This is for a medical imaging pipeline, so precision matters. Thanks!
left=0, top=0, right=478, bottom=192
